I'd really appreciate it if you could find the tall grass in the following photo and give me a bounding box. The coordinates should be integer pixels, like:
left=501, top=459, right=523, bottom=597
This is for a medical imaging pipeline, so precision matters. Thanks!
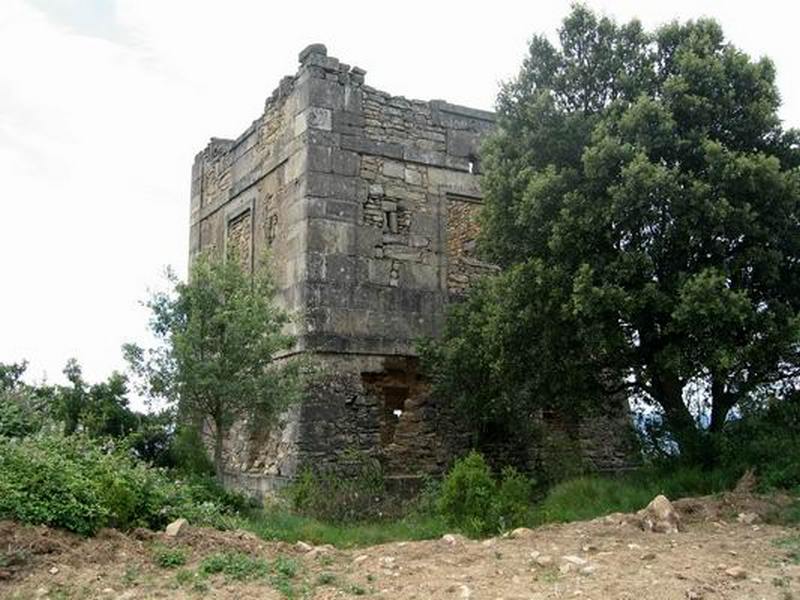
left=530, top=465, right=735, bottom=525
left=239, top=465, right=741, bottom=547
left=242, top=508, right=449, bottom=548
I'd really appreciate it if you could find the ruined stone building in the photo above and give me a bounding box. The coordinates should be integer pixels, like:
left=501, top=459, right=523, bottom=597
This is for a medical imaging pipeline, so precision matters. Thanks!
left=189, top=44, right=634, bottom=495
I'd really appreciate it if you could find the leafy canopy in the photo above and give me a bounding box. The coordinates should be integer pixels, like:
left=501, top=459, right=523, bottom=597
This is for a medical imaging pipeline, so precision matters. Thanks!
left=424, top=6, right=800, bottom=458
left=125, top=252, right=305, bottom=477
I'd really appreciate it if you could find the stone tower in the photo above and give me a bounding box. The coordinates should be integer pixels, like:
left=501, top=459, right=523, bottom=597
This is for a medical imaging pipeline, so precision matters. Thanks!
left=190, top=45, right=634, bottom=495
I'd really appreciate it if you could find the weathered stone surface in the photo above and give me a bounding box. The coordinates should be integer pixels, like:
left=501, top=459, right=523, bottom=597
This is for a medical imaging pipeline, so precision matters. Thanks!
left=298, top=43, right=327, bottom=63
left=189, top=44, right=639, bottom=495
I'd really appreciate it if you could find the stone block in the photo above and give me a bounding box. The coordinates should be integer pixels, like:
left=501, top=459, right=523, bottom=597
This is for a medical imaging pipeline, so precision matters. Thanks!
left=324, top=198, right=359, bottom=222
left=368, top=259, right=394, bottom=286
left=404, top=263, right=439, bottom=289
left=340, top=136, right=404, bottom=160
left=306, top=172, right=358, bottom=198
left=404, top=167, right=423, bottom=186
left=331, top=150, right=360, bottom=176
left=307, top=146, right=331, bottom=173
left=307, top=219, right=355, bottom=254
left=382, top=160, right=405, bottom=179
left=446, top=130, right=480, bottom=158
left=332, top=110, right=365, bottom=135
left=295, top=107, right=332, bottom=136
left=344, top=86, right=363, bottom=111
left=299, top=43, right=327, bottom=63
left=325, top=254, right=358, bottom=285
left=309, top=78, right=344, bottom=109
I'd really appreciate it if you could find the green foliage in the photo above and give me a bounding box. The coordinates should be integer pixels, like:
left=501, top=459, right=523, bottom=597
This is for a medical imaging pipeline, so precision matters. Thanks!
left=284, top=451, right=388, bottom=522
left=168, top=424, right=215, bottom=476
left=53, top=359, right=138, bottom=438
left=529, top=465, right=732, bottom=525
left=244, top=506, right=448, bottom=548
left=125, top=252, right=307, bottom=479
left=0, top=387, right=50, bottom=438
left=773, top=536, right=800, bottom=564
left=0, top=361, right=56, bottom=438
left=436, top=451, right=532, bottom=536
left=437, top=451, right=496, bottom=535
left=0, top=434, right=242, bottom=535
left=423, top=5, right=800, bottom=461
left=152, top=545, right=187, bottom=568
left=718, top=394, right=800, bottom=490
left=198, top=551, right=269, bottom=581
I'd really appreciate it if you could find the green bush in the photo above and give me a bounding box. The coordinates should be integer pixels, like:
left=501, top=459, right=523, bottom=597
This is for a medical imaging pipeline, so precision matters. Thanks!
left=0, top=434, right=242, bottom=535
left=199, top=551, right=269, bottom=581
left=436, top=451, right=532, bottom=536
left=0, top=388, right=52, bottom=438
left=152, top=546, right=187, bottom=568
left=494, top=466, right=533, bottom=530
left=718, top=395, right=800, bottom=490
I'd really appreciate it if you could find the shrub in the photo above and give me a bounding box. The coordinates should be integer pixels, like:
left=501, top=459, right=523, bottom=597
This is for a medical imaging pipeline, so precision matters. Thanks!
left=199, top=551, right=269, bottom=581
left=436, top=451, right=533, bottom=536
left=437, top=451, right=496, bottom=535
left=0, top=388, right=51, bottom=438
left=494, top=466, right=533, bottom=530
left=718, top=395, right=800, bottom=490
left=0, top=434, right=243, bottom=535
left=152, top=546, right=187, bottom=568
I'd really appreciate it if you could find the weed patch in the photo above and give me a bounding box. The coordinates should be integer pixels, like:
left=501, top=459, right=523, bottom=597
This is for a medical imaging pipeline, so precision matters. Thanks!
left=152, top=545, right=187, bottom=568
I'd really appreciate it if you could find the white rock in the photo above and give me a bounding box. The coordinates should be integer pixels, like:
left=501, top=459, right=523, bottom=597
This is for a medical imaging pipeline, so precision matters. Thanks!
left=442, top=533, right=464, bottom=545
left=725, top=566, right=747, bottom=580
left=638, top=495, right=681, bottom=534
left=48, top=567, right=59, bottom=575
left=737, top=512, right=760, bottom=525
left=509, top=527, right=534, bottom=539
left=562, top=555, right=588, bottom=566
left=164, top=518, right=188, bottom=538
left=294, top=541, right=313, bottom=553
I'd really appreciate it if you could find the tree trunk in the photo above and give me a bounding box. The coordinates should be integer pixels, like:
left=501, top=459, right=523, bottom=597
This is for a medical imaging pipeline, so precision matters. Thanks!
left=709, top=374, right=735, bottom=434
left=213, top=418, right=225, bottom=482
left=650, top=370, right=705, bottom=461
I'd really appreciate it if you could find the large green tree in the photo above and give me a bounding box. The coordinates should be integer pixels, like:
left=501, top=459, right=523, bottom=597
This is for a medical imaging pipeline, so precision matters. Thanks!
left=124, top=253, right=305, bottom=479
left=425, top=6, right=800, bottom=460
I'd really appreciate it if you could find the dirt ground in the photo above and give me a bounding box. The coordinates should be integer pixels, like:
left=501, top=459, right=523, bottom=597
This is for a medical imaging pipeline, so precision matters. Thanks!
left=1, top=492, right=799, bottom=600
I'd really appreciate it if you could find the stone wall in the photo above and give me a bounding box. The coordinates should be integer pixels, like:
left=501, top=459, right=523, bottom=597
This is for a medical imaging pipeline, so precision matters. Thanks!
left=190, top=44, right=638, bottom=495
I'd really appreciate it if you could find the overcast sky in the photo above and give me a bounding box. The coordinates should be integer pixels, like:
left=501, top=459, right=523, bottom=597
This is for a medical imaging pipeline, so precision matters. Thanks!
left=1, top=0, right=798, bottom=403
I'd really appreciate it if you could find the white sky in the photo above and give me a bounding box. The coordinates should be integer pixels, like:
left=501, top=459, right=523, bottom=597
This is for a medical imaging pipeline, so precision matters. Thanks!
left=1, top=0, right=798, bottom=406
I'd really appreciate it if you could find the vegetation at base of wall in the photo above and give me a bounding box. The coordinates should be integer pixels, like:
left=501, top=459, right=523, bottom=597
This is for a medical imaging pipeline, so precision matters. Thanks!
left=283, top=450, right=392, bottom=523
left=243, top=507, right=450, bottom=549
left=436, top=450, right=532, bottom=536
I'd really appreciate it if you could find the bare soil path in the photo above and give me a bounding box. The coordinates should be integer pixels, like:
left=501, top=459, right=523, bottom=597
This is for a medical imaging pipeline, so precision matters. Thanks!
left=2, top=494, right=798, bottom=599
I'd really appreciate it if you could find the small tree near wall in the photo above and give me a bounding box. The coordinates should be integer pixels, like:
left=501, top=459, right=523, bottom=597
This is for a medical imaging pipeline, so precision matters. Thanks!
left=125, top=252, right=306, bottom=480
